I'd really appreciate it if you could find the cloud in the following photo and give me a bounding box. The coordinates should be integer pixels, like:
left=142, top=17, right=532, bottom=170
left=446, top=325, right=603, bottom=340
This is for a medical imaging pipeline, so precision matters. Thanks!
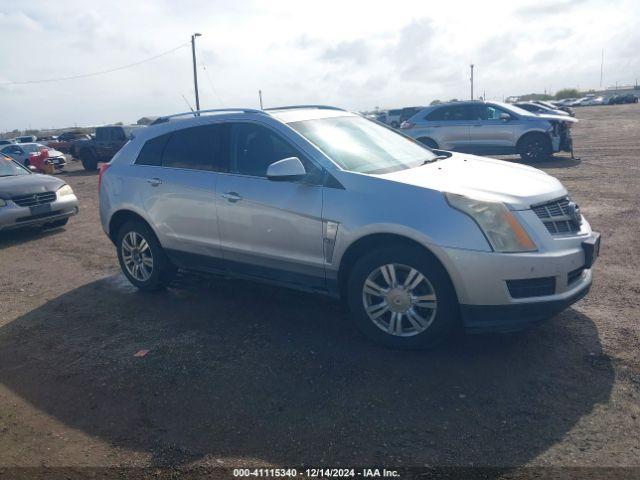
left=320, top=40, right=372, bottom=66
left=515, top=0, right=589, bottom=17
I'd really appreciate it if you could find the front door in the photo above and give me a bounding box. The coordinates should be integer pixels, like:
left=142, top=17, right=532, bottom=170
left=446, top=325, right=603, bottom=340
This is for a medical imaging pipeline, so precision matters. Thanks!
left=216, top=122, right=326, bottom=290
left=467, top=104, right=516, bottom=154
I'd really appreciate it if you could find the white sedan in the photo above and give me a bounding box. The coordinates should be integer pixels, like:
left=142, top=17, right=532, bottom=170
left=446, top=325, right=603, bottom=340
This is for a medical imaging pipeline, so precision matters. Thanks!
left=0, top=142, right=67, bottom=170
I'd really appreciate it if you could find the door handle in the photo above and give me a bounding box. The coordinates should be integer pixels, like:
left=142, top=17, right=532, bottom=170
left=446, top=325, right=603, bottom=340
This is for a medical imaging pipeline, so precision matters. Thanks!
left=146, top=177, right=162, bottom=187
left=221, top=191, right=242, bottom=202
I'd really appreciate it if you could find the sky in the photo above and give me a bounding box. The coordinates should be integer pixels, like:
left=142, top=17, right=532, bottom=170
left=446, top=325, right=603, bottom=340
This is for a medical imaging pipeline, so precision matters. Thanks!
left=0, top=0, right=638, bottom=131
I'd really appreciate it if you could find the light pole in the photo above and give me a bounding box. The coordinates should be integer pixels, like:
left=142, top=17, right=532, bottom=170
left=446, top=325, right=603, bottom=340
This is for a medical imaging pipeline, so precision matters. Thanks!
left=470, top=64, right=474, bottom=100
left=191, top=33, right=202, bottom=114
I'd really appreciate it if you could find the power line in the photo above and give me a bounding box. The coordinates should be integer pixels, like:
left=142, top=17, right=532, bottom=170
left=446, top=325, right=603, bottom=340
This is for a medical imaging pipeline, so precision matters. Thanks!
left=0, top=42, right=190, bottom=86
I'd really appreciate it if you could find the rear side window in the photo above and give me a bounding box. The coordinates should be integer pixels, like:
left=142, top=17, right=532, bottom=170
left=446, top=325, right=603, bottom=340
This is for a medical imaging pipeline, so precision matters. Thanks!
left=426, top=105, right=475, bottom=121
left=161, top=124, right=229, bottom=172
left=135, top=134, right=169, bottom=166
left=95, top=128, right=110, bottom=141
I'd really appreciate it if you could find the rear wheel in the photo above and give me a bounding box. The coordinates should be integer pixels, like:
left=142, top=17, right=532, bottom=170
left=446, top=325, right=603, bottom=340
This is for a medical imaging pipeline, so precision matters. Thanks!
left=116, top=221, right=176, bottom=291
left=80, top=150, right=98, bottom=171
left=347, top=245, right=459, bottom=349
left=518, top=133, right=552, bottom=162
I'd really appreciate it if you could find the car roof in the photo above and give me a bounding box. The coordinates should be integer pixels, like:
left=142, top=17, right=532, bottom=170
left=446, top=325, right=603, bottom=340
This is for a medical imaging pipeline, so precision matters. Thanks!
left=149, top=105, right=356, bottom=127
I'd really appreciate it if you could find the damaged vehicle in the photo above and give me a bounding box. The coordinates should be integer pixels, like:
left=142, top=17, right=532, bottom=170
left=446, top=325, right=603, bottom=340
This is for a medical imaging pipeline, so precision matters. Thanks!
left=400, top=101, right=577, bottom=162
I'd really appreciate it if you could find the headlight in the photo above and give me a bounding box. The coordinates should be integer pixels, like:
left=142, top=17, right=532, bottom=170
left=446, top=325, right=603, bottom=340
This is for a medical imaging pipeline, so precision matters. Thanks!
left=0, top=199, right=6, bottom=207
left=445, top=193, right=537, bottom=253
left=57, top=184, right=74, bottom=197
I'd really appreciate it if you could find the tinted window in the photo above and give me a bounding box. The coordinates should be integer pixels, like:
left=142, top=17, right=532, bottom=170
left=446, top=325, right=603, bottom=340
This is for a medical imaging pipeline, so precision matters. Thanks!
left=476, top=105, right=511, bottom=120
left=95, top=128, right=110, bottom=141
left=112, top=128, right=127, bottom=141
left=232, top=123, right=303, bottom=177
left=425, top=105, right=475, bottom=121
left=162, top=124, right=229, bottom=172
left=135, top=134, right=170, bottom=166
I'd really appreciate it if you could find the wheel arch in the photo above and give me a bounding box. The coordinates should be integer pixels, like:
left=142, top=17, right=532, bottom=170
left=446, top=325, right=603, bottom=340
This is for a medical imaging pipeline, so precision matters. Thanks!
left=336, top=233, right=459, bottom=302
left=516, top=129, right=552, bottom=153
left=108, top=209, right=155, bottom=244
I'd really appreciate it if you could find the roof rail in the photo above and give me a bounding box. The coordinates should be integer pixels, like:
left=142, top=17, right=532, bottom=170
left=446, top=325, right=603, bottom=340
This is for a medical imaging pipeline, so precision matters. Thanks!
left=150, top=108, right=266, bottom=125
left=264, top=105, right=347, bottom=112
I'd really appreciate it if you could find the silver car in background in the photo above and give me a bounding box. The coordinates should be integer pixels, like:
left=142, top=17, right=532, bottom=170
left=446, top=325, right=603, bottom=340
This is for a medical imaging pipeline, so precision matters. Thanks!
left=99, top=106, right=599, bottom=349
left=400, top=101, right=577, bottom=162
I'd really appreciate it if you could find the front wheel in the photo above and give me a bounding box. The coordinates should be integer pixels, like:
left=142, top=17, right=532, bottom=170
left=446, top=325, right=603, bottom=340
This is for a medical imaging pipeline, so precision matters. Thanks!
left=347, top=246, right=459, bottom=349
left=518, top=134, right=552, bottom=162
left=116, top=221, right=176, bottom=291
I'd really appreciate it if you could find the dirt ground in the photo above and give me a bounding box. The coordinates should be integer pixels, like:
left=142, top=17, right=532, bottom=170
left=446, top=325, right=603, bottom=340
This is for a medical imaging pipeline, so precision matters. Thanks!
left=0, top=105, right=639, bottom=472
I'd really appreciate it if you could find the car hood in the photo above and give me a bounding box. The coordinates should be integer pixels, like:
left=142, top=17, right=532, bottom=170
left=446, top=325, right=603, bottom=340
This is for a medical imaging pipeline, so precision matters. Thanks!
left=377, top=153, right=567, bottom=210
left=533, top=113, right=578, bottom=123
left=46, top=148, right=64, bottom=157
left=0, top=173, right=65, bottom=199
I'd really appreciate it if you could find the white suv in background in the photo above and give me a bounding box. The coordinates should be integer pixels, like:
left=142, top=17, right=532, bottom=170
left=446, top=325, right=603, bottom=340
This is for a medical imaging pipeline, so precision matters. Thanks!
left=99, top=106, right=600, bottom=349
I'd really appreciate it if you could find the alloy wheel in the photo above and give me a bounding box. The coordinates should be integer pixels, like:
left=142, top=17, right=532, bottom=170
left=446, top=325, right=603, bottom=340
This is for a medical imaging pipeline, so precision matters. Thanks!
left=362, top=263, right=437, bottom=337
left=121, top=231, right=154, bottom=282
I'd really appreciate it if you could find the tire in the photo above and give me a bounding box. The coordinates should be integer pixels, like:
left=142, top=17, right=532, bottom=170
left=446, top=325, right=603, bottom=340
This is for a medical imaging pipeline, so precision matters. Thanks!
left=347, top=245, right=459, bottom=349
left=518, top=133, right=552, bottom=162
left=24, top=158, right=30, bottom=167
left=80, top=150, right=98, bottom=171
left=45, top=218, right=69, bottom=229
left=116, top=220, right=176, bottom=291
left=418, top=137, right=438, bottom=149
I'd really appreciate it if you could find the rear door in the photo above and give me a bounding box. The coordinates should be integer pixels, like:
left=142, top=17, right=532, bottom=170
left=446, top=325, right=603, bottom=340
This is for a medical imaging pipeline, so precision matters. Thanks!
left=424, top=105, right=473, bottom=151
left=215, top=121, right=326, bottom=289
left=137, top=124, right=229, bottom=263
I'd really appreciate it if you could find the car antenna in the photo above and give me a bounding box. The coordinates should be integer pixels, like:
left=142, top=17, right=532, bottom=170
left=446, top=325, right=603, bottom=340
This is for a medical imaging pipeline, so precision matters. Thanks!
left=181, top=94, right=195, bottom=114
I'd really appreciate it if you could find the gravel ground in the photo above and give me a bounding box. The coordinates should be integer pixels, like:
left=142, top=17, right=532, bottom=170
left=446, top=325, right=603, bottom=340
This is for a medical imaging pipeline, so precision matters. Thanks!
left=0, top=105, right=638, bottom=471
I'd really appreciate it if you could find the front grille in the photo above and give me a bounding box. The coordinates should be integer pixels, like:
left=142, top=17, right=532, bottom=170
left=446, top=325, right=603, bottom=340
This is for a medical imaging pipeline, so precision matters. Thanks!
left=506, top=277, right=556, bottom=299
left=568, top=267, right=585, bottom=285
left=532, top=197, right=580, bottom=235
left=11, top=191, right=57, bottom=207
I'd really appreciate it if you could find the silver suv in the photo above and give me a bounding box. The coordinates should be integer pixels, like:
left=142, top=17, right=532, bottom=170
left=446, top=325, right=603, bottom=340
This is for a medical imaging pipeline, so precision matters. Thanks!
left=99, top=105, right=599, bottom=349
left=400, top=101, right=576, bottom=162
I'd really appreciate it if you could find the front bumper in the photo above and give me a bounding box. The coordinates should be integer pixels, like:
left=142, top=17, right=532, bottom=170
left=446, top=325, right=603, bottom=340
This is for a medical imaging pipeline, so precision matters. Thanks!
left=0, top=194, right=79, bottom=231
left=439, top=230, right=599, bottom=333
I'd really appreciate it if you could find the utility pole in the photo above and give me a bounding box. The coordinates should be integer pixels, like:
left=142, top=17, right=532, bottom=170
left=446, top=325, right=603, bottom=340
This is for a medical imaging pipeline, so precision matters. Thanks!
left=600, top=48, right=604, bottom=89
left=191, top=33, right=202, bottom=114
left=470, top=64, right=474, bottom=100
left=259, top=90, right=264, bottom=109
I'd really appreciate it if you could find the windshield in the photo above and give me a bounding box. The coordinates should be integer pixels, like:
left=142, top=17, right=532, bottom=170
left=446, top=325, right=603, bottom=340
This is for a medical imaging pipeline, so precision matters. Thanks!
left=288, top=116, right=437, bottom=174
left=0, top=155, right=30, bottom=176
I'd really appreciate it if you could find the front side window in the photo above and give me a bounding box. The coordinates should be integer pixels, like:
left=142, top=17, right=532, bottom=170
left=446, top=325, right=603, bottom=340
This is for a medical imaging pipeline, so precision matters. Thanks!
left=232, top=123, right=303, bottom=177
left=288, top=115, right=437, bottom=174
left=161, top=124, right=229, bottom=172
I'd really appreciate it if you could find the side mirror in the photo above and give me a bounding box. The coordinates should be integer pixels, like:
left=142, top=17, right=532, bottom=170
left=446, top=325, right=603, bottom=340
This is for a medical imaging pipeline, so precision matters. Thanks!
left=266, top=157, right=307, bottom=181
left=499, top=113, right=512, bottom=121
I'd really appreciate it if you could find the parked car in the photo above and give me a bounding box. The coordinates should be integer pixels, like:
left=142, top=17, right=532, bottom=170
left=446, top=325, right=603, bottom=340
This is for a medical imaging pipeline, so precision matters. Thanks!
left=0, top=143, right=67, bottom=171
left=534, top=100, right=575, bottom=117
left=400, top=101, right=577, bottom=162
left=76, top=125, right=142, bottom=171
left=608, top=93, right=639, bottom=104
left=0, top=140, right=13, bottom=146
left=0, top=154, right=78, bottom=231
left=47, top=132, right=91, bottom=153
left=554, top=98, right=577, bottom=106
left=99, top=105, right=599, bottom=349
left=581, top=96, right=605, bottom=106
left=15, top=135, right=37, bottom=143
left=515, top=102, right=570, bottom=117
left=385, top=109, right=403, bottom=128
